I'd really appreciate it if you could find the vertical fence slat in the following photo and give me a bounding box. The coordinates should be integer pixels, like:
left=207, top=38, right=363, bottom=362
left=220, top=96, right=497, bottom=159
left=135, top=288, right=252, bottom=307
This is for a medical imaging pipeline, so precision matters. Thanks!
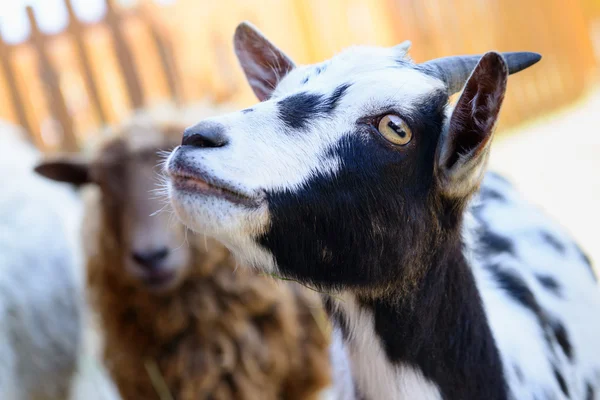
left=139, top=5, right=183, bottom=105
left=104, top=0, right=145, bottom=109
left=0, top=28, right=35, bottom=141
left=64, top=0, right=108, bottom=125
left=26, top=6, right=78, bottom=151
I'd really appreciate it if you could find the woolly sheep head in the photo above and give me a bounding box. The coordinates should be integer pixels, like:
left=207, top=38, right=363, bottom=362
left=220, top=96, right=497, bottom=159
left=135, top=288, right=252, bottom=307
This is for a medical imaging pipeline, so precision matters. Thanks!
left=36, top=120, right=193, bottom=293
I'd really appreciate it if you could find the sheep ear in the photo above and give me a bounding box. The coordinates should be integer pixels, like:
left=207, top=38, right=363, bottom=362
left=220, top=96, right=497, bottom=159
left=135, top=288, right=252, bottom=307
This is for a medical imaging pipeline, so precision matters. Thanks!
left=234, top=21, right=295, bottom=101
left=436, top=52, right=508, bottom=198
left=34, top=154, right=91, bottom=187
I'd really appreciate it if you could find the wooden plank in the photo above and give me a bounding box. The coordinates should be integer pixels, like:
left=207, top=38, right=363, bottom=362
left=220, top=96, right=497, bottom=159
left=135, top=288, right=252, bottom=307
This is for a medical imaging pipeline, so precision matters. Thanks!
left=104, top=0, right=145, bottom=109
left=64, top=0, right=108, bottom=125
left=292, top=0, right=319, bottom=62
left=26, top=6, right=78, bottom=152
left=0, top=28, right=34, bottom=140
left=139, top=4, right=183, bottom=104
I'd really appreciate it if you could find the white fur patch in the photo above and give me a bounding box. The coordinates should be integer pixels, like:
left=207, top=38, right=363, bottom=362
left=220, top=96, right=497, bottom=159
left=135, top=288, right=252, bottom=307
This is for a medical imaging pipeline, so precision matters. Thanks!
left=328, top=327, right=356, bottom=400
left=331, top=294, right=442, bottom=400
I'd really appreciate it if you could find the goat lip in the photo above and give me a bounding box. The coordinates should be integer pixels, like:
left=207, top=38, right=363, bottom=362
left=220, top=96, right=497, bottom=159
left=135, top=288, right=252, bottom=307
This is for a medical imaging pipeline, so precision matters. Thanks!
left=169, top=169, right=259, bottom=207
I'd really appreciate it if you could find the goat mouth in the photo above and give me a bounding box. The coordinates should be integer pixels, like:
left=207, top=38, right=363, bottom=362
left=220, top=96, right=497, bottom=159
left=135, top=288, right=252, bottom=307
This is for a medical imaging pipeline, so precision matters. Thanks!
left=169, top=169, right=259, bottom=207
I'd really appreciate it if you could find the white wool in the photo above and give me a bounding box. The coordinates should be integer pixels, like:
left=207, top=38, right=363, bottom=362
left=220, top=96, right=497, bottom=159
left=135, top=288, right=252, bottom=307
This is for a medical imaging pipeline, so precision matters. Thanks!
left=0, top=122, right=85, bottom=399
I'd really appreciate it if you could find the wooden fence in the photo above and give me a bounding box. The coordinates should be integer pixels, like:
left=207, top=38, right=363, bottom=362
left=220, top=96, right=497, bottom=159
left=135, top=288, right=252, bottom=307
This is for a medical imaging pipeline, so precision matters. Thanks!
left=0, top=0, right=182, bottom=151
left=0, top=0, right=598, bottom=152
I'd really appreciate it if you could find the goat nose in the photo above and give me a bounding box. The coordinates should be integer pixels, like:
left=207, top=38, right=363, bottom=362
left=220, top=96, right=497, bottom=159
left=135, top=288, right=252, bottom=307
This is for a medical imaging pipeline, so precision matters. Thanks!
left=182, top=122, right=228, bottom=148
left=132, top=248, right=170, bottom=270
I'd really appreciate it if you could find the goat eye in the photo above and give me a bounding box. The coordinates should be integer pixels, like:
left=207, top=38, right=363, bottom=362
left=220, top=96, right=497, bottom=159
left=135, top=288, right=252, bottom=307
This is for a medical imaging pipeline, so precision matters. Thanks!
left=377, top=115, right=412, bottom=146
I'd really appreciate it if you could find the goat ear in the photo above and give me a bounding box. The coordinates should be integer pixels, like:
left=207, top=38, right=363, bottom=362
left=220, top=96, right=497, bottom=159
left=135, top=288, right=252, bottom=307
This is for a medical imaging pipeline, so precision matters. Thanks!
left=34, top=154, right=91, bottom=187
left=234, top=21, right=295, bottom=101
left=436, top=52, right=508, bottom=198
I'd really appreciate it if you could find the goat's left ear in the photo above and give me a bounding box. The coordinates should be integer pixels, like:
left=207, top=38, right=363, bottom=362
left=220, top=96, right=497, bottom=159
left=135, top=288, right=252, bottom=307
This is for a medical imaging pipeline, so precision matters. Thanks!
left=234, top=21, right=296, bottom=101
left=436, top=52, right=508, bottom=198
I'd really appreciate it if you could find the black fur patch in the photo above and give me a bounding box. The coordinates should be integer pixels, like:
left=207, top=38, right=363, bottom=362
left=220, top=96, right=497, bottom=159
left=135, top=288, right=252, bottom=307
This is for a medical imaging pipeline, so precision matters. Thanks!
left=277, top=92, right=323, bottom=129
left=540, top=231, right=566, bottom=253
left=551, top=320, right=573, bottom=361
left=315, top=64, right=327, bottom=75
left=241, top=108, right=254, bottom=114
left=586, top=382, right=594, bottom=400
left=479, top=187, right=507, bottom=202
left=277, top=84, right=351, bottom=129
left=491, top=267, right=541, bottom=315
left=574, top=244, right=597, bottom=282
left=328, top=84, right=350, bottom=109
left=353, top=382, right=367, bottom=400
left=553, top=367, right=570, bottom=398
left=491, top=267, right=574, bottom=368
left=479, top=230, right=515, bottom=255
left=536, top=274, right=562, bottom=296
left=303, top=63, right=328, bottom=84
left=513, top=364, right=524, bottom=382
left=395, top=58, right=412, bottom=68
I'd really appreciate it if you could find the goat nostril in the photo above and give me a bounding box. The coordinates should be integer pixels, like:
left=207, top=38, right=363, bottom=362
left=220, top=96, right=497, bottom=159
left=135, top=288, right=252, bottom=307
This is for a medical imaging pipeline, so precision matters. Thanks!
left=131, top=248, right=170, bottom=269
left=182, top=122, right=228, bottom=148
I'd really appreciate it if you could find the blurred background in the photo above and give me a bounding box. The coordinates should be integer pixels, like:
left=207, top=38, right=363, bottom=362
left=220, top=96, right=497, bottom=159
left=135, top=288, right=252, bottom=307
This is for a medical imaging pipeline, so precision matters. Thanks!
left=0, top=0, right=598, bottom=263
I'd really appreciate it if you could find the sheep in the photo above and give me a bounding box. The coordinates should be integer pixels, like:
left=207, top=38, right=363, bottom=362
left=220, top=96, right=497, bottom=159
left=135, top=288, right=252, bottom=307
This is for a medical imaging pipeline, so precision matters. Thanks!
left=34, top=115, right=332, bottom=400
left=164, top=22, right=600, bottom=400
left=0, top=121, right=83, bottom=399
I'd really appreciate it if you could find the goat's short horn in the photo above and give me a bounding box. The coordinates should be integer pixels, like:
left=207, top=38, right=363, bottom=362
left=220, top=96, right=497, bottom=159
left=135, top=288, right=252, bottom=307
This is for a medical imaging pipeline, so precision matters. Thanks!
left=420, top=52, right=541, bottom=95
left=394, top=40, right=412, bottom=53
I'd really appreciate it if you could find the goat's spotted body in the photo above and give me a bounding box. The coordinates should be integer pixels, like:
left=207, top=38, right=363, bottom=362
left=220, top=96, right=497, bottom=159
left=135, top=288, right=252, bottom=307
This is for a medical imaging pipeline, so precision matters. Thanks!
left=468, top=173, right=600, bottom=400
left=323, top=172, right=600, bottom=399
left=167, top=24, right=600, bottom=400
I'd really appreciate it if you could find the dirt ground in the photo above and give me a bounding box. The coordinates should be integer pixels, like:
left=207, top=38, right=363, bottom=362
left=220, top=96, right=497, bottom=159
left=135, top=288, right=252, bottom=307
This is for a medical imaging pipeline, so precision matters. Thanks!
left=489, top=88, right=600, bottom=275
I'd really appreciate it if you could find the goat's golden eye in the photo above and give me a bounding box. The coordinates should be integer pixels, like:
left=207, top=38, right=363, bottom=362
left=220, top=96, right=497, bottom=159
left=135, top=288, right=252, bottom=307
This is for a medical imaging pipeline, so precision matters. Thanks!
left=377, top=115, right=412, bottom=145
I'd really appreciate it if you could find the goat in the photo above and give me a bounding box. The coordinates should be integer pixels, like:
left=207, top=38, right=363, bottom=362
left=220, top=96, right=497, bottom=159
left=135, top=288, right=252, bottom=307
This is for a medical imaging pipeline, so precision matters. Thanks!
left=164, top=22, right=600, bottom=400
left=0, top=121, right=83, bottom=399
left=35, top=115, right=332, bottom=400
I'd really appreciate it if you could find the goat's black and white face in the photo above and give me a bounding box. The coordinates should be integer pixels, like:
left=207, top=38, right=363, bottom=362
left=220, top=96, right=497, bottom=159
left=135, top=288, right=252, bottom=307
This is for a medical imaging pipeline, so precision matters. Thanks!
left=167, top=22, right=540, bottom=290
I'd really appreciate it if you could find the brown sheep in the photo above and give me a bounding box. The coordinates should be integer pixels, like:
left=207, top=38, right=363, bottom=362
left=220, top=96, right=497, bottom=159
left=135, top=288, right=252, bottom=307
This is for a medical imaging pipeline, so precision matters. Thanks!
left=35, top=115, right=332, bottom=400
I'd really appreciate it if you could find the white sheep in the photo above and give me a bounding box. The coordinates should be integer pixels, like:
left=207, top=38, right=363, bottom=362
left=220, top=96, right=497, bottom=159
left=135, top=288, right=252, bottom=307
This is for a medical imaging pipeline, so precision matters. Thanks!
left=0, top=122, right=84, bottom=399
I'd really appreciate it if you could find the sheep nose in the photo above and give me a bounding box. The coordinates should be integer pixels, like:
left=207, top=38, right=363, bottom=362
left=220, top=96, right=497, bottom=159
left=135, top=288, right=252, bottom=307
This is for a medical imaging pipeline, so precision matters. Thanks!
left=132, top=248, right=170, bottom=270
left=182, top=121, right=228, bottom=148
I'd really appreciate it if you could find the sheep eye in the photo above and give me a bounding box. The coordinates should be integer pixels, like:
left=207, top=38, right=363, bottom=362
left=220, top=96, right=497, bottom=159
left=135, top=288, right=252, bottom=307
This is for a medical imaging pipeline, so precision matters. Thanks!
left=377, top=115, right=412, bottom=146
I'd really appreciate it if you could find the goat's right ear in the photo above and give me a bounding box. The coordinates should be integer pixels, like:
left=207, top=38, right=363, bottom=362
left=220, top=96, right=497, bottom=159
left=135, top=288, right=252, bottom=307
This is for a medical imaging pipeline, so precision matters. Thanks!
left=436, top=52, right=508, bottom=198
left=234, top=21, right=295, bottom=101
left=34, top=154, right=91, bottom=187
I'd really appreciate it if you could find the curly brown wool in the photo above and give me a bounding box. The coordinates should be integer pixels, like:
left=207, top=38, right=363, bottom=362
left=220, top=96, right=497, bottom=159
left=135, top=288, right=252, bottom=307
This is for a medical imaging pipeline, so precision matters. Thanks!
left=79, top=116, right=331, bottom=400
